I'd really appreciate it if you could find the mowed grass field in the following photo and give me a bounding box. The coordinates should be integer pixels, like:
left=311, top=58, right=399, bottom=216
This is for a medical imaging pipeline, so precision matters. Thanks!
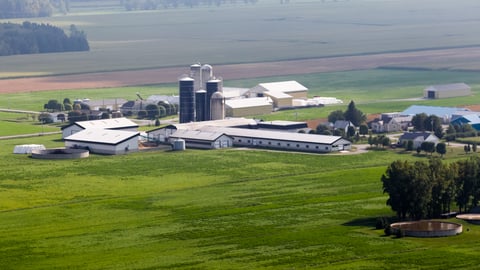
left=1, top=135, right=480, bottom=269
left=1, top=0, right=480, bottom=77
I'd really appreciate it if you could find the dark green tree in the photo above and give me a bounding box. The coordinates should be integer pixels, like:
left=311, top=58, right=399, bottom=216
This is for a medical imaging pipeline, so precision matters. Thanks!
left=436, top=142, right=447, bottom=157
left=145, top=104, right=160, bottom=119
left=359, top=124, right=369, bottom=136
left=411, top=113, right=428, bottom=131
left=343, top=100, right=366, bottom=126
left=328, top=110, right=345, bottom=123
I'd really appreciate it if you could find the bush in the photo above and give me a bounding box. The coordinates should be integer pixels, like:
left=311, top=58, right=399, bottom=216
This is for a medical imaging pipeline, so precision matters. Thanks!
left=384, top=225, right=392, bottom=236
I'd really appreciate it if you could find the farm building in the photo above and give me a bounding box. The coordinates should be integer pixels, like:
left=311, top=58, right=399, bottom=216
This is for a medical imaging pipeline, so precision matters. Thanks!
left=168, top=129, right=233, bottom=149
left=250, top=81, right=308, bottom=100
left=225, top=97, right=273, bottom=117
left=64, top=129, right=140, bottom=155
left=200, top=127, right=351, bottom=153
left=147, top=118, right=257, bottom=143
left=450, top=114, right=480, bottom=131
left=401, top=105, right=471, bottom=123
left=398, top=132, right=439, bottom=148
left=424, top=83, right=471, bottom=99
left=61, top=117, right=139, bottom=139
left=263, top=91, right=293, bottom=108
left=257, top=120, right=308, bottom=131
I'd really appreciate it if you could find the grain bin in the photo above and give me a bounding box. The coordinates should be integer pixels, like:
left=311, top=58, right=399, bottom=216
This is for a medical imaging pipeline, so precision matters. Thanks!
left=190, top=63, right=201, bottom=91
left=179, top=77, right=195, bottom=123
left=201, top=64, right=213, bottom=89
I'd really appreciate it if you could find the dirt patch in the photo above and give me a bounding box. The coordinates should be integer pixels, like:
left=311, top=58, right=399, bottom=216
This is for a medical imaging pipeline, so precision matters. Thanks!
left=1, top=47, right=480, bottom=94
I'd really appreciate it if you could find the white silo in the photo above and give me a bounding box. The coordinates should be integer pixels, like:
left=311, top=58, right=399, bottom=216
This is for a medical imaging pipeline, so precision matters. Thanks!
left=210, top=91, right=225, bottom=121
left=201, top=64, right=213, bottom=89
left=190, top=63, right=201, bottom=91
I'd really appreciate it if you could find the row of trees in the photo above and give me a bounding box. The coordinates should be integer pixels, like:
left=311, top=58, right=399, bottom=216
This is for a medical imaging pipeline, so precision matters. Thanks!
left=0, top=22, right=89, bottom=56
left=0, top=0, right=70, bottom=19
left=382, top=157, right=480, bottom=220
left=121, top=0, right=258, bottom=10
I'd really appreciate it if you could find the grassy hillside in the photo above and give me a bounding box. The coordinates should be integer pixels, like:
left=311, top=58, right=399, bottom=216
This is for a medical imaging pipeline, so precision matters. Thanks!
left=0, top=135, right=479, bottom=269
left=1, top=0, right=480, bottom=77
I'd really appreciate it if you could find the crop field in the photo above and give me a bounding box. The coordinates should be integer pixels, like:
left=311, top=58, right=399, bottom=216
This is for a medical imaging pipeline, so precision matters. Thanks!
left=1, top=0, right=480, bottom=78
left=0, top=134, right=479, bottom=269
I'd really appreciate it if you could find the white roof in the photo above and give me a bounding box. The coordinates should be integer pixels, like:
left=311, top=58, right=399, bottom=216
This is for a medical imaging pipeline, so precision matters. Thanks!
left=222, top=87, right=249, bottom=99
left=65, top=129, right=139, bottom=145
left=200, top=127, right=345, bottom=145
left=165, top=117, right=257, bottom=131
left=170, top=129, right=229, bottom=141
left=425, top=83, right=471, bottom=92
left=74, top=117, right=139, bottom=130
left=225, top=97, right=273, bottom=109
left=257, top=81, right=308, bottom=93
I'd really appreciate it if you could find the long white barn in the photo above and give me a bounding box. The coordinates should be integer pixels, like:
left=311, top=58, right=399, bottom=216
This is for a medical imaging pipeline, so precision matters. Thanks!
left=61, top=118, right=139, bottom=138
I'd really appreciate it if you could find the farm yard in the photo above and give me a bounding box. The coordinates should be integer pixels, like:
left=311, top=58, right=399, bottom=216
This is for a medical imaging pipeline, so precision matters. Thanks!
left=2, top=0, right=480, bottom=269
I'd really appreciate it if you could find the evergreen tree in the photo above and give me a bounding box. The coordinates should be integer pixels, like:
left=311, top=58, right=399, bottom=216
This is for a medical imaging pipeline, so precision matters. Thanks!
left=343, top=100, right=366, bottom=126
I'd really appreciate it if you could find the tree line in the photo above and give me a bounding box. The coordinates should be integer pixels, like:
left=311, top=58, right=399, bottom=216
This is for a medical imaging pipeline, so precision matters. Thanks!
left=382, top=157, right=480, bottom=220
left=0, top=0, right=70, bottom=19
left=121, top=0, right=258, bottom=10
left=0, top=22, right=89, bottom=56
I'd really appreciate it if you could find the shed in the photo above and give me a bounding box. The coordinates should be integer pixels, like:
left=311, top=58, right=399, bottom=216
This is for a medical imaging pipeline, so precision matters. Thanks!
left=225, top=98, right=273, bottom=117
left=168, top=129, right=233, bottom=149
left=64, top=129, right=140, bottom=155
left=13, top=144, right=45, bottom=154
left=450, top=114, right=480, bottom=131
left=424, top=83, right=471, bottom=99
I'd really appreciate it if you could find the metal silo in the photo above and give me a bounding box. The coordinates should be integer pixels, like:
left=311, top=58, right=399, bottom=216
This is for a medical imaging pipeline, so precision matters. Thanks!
left=201, top=64, right=213, bottom=90
left=195, top=89, right=207, bottom=122
left=190, top=63, right=201, bottom=91
left=206, top=79, right=221, bottom=120
left=179, top=77, right=195, bottom=123
left=210, top=91, right=225, bottom=121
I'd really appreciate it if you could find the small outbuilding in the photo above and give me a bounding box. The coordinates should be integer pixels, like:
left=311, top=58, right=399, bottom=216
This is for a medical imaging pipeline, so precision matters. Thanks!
left=424, top=83, right=471, bottom=99
left=168, top=129, right=233, bottom=149
left=13, top=144, right=45, bottom=154
left=64, top=129, right=140, bottom=155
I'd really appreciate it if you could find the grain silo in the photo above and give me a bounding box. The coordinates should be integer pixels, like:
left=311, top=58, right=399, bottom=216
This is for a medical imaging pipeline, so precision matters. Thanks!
left=210, top=91, right=225, bottom=121
left=206, top=79, right=222, bottom=120
left=195, top=89, right=207, bottom=122
left=179, top=77, right=195, bottom=123
left=201, top=64, right=213, bottom=90
left=190, top=63, right=201, bottom=91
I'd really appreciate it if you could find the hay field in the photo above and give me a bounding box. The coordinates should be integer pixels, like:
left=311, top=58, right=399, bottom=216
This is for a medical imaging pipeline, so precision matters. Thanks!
left=1, top=0, right=480, bottom=78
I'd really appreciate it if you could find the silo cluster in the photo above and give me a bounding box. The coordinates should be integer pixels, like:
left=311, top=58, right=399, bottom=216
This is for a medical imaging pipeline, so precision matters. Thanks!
left=179, top=64, right=224, bottom=123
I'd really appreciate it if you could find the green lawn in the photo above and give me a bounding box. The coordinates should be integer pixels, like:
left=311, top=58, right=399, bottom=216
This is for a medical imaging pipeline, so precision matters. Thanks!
left=0, top=135, right=478, bottom=269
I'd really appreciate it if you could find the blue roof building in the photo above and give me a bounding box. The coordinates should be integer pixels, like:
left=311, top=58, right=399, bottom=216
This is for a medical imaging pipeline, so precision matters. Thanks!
left=451, top=114, right=480, bottom=131
left=401, top=105, right=471, bottom=123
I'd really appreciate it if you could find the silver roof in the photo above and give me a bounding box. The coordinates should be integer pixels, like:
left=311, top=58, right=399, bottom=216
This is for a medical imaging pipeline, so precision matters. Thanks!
left=65, top=129, right=139, bottom=144
left=75, top=117, right=139, bottom=129
left=200, top=127, right=346, bottom=145
left=170, top=129, right=229, bottom=141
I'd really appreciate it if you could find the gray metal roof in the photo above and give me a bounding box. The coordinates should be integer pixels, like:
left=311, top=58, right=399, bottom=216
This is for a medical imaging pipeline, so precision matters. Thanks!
left=75, top=117, right=139, bottom=130
left=199, top=127, right=346, bottom=145
left=164, top=117, right=258, bottom=131
left=256, top=81, right=308, bottom=93
left=64, top=129, right=139, bottom=144
left=225, top=97, right=273, bottom=109
left=425, top=83, right=471, bottom=92
left=170, top=129, right=229, bottom=142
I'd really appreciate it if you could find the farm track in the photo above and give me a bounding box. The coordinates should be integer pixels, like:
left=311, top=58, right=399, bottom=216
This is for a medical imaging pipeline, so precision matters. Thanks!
left=1, top=46, right=480, bottom=93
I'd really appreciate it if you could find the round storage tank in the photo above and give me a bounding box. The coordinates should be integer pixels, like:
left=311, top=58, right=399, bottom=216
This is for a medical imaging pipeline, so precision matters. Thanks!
left=173, top=139, right=186, bottom=151
left=195, top=90, right=207, bottom=122
left=201, top=64, right=213, bottom=89
left=210, top=91, right=225, bottom=120
left=179, top=77, right=195, bottom=123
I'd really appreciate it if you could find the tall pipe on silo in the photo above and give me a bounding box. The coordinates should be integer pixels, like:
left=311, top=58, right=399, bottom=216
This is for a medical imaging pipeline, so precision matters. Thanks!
left=195, top=89, right=207, bottom=122
left=179, top=77, right=195, bottom=123
left=210, top=91, right=225, bottom=121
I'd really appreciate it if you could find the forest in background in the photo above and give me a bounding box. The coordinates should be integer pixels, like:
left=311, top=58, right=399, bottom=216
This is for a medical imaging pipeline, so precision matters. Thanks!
left=0, top=22, right=89, bottom=56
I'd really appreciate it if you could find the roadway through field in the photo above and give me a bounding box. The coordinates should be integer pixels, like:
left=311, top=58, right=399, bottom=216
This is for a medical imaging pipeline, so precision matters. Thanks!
left=1, top=46, right=480, bottom=93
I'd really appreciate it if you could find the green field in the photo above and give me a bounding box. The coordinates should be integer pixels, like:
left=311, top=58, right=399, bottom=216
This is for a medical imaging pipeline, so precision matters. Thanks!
left=1, top=0, right=480, bottom=77
left=0, top=134, right=479, bottom=269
